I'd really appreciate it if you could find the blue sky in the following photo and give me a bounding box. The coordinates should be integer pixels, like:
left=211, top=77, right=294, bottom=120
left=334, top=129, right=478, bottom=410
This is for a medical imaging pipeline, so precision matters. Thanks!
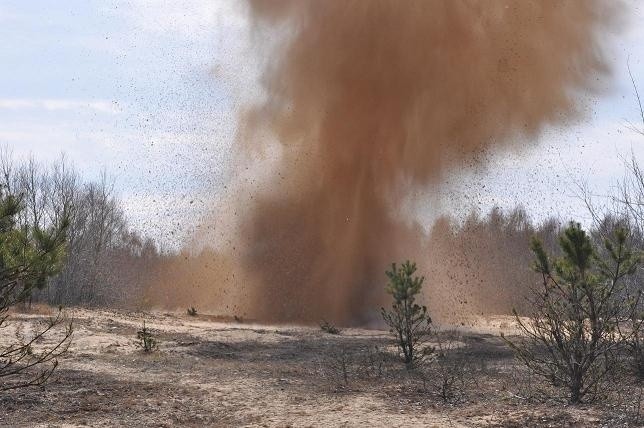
left=1, top=1, right=644, bottom=246
left=0, top=0, right=256, bottom=244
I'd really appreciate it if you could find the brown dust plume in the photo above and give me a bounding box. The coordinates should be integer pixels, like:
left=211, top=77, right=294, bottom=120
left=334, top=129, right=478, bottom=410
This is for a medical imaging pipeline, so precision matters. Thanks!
left=237, top=0, right=617, bottom=324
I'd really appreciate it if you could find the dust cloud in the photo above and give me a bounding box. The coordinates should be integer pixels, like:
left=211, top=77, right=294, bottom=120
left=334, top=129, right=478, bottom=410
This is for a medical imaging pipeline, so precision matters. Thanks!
left=151, top=1, right=619, bottom=324
left=223, top=0, right=620, bottom=325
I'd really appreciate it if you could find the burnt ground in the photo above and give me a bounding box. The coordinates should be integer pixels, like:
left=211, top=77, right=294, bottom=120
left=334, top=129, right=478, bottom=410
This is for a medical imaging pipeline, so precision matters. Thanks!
left=0, top=308, right=642, bottom=427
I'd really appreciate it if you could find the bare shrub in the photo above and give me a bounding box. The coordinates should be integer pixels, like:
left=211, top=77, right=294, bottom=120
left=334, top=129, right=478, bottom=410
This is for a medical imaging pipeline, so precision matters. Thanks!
left=0, top=309, right=73, bottom=391
left=413, top=331, right=474, bottom=403
left=324, top=344, right=392, bottom=388
left=357, top=345, right=389, bottom=379
left=432, top=333, right=473, bottom=403
left=320, top=319, right=341, bottom=335
left=326, top=347, right=352, bottom=387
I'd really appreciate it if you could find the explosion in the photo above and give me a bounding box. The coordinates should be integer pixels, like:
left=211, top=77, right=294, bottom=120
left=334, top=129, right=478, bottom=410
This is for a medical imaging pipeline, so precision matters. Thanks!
left=233, top=0, right=618, bottom=324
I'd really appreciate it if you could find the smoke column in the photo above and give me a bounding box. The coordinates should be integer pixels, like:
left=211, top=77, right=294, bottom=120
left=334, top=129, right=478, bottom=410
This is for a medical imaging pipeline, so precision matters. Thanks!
left=236, top=0, right=617, bottom=324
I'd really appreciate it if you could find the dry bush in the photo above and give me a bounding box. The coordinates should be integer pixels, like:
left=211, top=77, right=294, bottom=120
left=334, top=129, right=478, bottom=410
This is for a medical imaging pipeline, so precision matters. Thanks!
left=324, top=347, right=354, bottom=388
left=432, top=332, right=474, bottom=403
left=0, top=309, right=73, bottom=391
left=412, top=331, right=475, bottom=404
left=356, top=345, right=389, bottom=379
left=324, top=344, right=393, bottom=389
left=320, top=319, right=341, bottom=335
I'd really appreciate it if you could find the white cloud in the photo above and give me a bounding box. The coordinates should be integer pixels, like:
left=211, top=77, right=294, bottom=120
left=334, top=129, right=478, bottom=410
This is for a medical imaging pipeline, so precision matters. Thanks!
left=0, top=98, right=123, bottom=114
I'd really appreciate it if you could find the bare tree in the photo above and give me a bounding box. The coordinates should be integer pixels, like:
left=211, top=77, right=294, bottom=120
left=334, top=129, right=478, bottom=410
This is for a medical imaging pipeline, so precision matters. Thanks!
left=0, top=147, right=158, bottom=308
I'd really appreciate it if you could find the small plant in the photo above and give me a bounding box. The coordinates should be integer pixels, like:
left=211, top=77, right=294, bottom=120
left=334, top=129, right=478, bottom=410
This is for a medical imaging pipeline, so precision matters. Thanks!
left=320, top=319, right=341, bottom=335
left=358, top=345, right=389, bottom=379
left=187, top=307, right=198, bottom=317
left=381, top=260, right=433, bottom=368
left=327, top=348, right=352, bottom=387
left=137, top=321, right=157, bottom=352
left=423, top=332, right=472, bottom=403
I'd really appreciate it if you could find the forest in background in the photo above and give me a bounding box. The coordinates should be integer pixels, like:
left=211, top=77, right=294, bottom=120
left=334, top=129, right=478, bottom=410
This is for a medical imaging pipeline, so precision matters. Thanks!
left=4, top=145, right=644, bottom=324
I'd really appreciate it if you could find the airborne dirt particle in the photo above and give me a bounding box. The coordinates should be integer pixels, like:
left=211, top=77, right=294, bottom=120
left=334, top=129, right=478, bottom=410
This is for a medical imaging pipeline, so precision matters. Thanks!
left=231, top=0, right=619, bottom=324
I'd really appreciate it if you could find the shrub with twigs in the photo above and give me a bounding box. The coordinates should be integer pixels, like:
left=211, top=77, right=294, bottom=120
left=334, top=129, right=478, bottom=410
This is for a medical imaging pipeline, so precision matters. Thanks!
left=320, top=319, right=341, bottom=335
left=423, top=332, right=473, bottom=403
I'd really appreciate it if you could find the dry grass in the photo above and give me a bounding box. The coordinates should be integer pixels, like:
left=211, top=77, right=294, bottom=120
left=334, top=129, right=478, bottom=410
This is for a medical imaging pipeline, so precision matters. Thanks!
left=0, top=308, right=641, bottom=427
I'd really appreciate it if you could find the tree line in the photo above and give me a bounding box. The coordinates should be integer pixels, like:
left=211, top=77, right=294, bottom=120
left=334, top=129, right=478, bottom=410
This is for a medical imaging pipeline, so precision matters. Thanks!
left=5, top=146, right=644, bottom=325
left=0, top=148, right=159, bottom=309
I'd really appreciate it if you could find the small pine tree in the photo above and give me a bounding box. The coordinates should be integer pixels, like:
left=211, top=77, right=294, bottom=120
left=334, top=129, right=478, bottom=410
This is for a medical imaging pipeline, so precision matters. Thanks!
left=137, top=321, right=157, bottom=352
left=381, top=261, right=432, bottom=367
left=504, top=223, right=641, bottom=403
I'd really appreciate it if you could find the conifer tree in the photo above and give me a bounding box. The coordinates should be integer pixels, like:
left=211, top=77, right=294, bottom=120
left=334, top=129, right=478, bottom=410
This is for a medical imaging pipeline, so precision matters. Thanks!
left=505, top=222, right=641, bottom=403
left=381, top=261, right=432, bottom=367
left=0, top=188, right=72, bottom=390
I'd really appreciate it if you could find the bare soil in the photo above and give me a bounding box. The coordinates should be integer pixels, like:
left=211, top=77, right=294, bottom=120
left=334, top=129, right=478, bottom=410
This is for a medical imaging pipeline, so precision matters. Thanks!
left=0, top=308, right=642, bottom=427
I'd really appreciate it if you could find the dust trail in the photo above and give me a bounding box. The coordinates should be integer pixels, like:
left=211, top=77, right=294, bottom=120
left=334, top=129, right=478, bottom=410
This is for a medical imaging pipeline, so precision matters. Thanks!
left=235, top=0, right=618, bottom=324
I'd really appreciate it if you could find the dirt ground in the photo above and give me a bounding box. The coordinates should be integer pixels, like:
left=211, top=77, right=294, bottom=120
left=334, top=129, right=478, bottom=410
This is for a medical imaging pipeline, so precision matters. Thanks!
left=0, top=307, right=642, bottom=427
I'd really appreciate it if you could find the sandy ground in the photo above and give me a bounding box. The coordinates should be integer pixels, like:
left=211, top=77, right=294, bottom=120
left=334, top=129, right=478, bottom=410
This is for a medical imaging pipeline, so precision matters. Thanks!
left=0, top=307, right=642, bottom=427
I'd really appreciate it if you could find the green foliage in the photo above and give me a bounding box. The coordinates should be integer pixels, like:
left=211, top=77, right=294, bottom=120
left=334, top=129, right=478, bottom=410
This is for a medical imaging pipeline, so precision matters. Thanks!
left=505, top=222, right=642, bottom=403
left=0, top=190, right=68, bottom=308
left=381, top=260, right=432, bottom=367
left=137, top=321, right=157, bottom=352
left=0, top=187, right=72, bottom=390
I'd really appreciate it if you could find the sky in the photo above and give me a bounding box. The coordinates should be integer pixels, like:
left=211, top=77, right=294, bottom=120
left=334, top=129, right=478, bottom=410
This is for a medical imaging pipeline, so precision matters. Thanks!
left=1, top=1, right=644, bottom=246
